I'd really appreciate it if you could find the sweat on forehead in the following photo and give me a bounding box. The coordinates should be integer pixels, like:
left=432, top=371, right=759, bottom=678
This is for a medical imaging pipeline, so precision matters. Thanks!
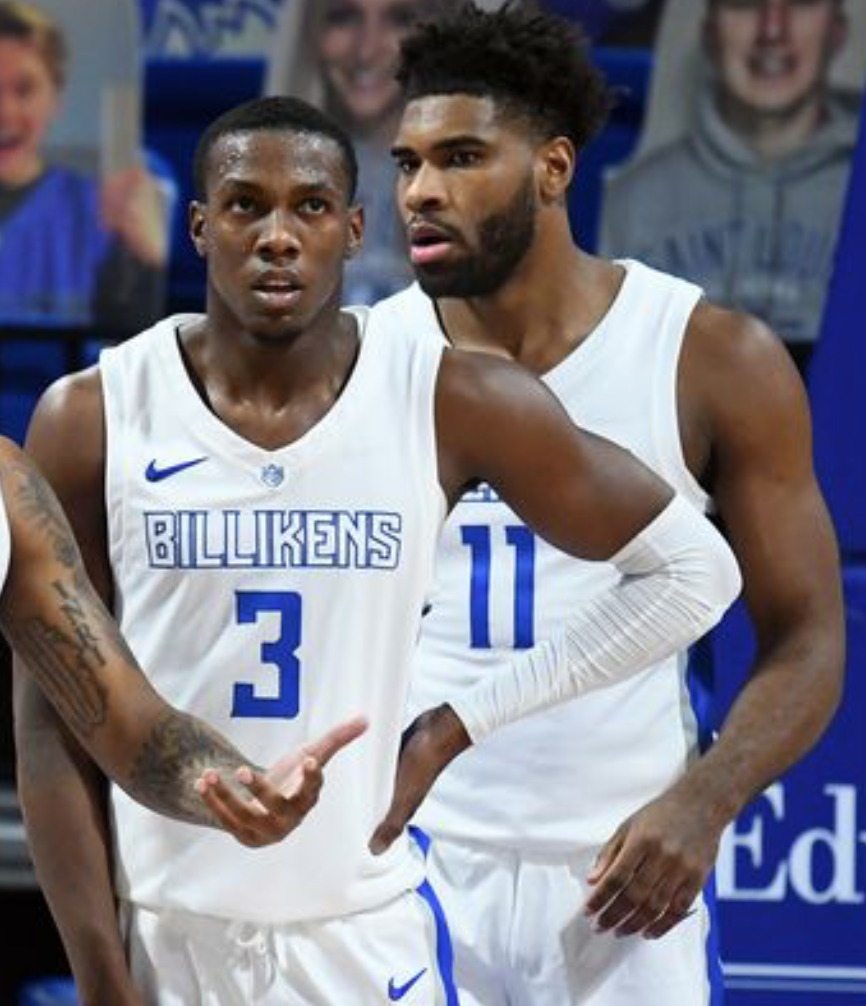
left=192, top=95, right=359, bottom=201
left=202, top=129, right=354, bottom=196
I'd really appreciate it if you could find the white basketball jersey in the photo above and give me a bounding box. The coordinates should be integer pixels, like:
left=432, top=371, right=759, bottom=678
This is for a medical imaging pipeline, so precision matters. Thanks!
left=100, top=309, right=446, bottom=922
left=399, top=260, right=709, bottom=851
left=0, top=478, right=10, bottom=595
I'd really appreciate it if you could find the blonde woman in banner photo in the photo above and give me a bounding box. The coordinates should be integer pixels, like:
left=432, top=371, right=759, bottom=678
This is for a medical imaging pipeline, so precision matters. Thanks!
left=265, top=0, right=449, bottom=304
left=0, top=0, right=168, bottom=330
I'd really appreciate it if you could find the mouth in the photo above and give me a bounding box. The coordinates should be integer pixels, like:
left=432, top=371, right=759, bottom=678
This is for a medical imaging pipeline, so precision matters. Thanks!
left=345, top=67, right=394, bottom=94
left=408, top=223, right=459, bottom=267
left=0, top=131, right=26, bottom=154
left=251, top=273, right=304, bottom=310
left=748, top=51, right=796, bottom=81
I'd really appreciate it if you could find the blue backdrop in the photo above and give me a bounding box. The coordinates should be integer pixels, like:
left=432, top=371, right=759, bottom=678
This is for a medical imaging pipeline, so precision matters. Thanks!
left=714, top=107, right=866, bottom=1004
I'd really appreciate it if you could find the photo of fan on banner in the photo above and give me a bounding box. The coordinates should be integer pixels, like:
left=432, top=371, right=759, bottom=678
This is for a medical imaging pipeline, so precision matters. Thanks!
left=0, top=0, right=169, bottom=331
left=600, top=0, right=866, bottom=370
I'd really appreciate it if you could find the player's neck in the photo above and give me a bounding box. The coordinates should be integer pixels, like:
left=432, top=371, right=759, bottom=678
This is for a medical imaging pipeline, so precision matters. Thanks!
left=436, top=230, right=622, bottom=376
left=180, top=306, right=359, bottom=450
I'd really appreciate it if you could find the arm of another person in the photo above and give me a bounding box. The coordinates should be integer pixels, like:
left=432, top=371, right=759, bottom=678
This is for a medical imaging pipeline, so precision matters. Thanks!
left=12, top=371, right=137, bottom=1006
left=583, top=305, right=845, bottom=938
left=371, top=347, right=742, bottom=850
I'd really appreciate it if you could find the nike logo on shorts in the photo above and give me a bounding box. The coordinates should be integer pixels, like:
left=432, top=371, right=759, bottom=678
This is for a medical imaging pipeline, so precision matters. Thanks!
left=388, top=967, right=427, bottom=1001
left=145, top=457, right=208, bottom=482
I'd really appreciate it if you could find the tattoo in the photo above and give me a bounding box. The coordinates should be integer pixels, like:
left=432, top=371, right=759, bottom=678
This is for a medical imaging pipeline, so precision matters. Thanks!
left=9, top=460, right=77, bottom=568
left=5, top=578, right=109, bottom=737
left=3, top=451, right=256, bottom=829
left=129, top=712, right=253, bottom=827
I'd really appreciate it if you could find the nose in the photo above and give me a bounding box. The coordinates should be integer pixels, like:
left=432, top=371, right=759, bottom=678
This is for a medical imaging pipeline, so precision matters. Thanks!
left=756, top=0, right=790, bottom=44
left=401, top=162, right=448, bottom=215
left=255, top=209, right=301, bottom=260
left=357, top=16, right=387, bottom=64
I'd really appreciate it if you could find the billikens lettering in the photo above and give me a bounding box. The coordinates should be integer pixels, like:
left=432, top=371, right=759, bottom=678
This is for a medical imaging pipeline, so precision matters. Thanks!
left=144, top=509, right=403, bottom=569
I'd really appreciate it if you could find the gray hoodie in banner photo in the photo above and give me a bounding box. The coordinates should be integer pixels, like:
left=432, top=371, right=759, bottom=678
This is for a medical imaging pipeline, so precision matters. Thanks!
left=599, top=93, right=861, bottom=345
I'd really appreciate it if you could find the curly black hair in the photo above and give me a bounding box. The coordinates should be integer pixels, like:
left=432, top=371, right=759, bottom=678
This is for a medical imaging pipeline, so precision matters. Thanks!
left=193, top=96, right=358, bottom=201
left=396, top=1, right=613, bottom=152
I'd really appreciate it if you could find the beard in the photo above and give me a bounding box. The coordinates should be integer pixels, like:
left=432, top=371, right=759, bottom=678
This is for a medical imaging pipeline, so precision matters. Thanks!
left=413, top=175, right=537, bottom=299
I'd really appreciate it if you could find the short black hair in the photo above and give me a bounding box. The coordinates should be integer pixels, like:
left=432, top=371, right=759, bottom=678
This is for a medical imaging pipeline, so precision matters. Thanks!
left=192, top=96, right=359, bottom=201
left=396, top=1, right=613, bottom=153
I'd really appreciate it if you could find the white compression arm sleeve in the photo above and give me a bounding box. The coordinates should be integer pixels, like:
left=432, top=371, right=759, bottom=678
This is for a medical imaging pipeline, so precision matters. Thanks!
left=449, top=494, right=742, bottom=744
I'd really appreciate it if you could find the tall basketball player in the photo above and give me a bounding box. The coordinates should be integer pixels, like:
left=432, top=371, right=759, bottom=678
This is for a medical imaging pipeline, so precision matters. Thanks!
left=14, top=96, right=739, bottom=1005
left=370, top=5, right=845, bottom=1005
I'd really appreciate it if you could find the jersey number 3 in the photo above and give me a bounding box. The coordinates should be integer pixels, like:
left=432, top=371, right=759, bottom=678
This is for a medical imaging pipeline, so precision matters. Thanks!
left=232, top=590, right=302, bottom=718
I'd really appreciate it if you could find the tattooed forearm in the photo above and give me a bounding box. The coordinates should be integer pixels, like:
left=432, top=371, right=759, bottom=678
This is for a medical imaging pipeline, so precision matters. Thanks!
left=4, top=580, right=109, bottom=737
left=128, top=712, right=260, bottom=827
left=8, top=459, right=77, bottom=568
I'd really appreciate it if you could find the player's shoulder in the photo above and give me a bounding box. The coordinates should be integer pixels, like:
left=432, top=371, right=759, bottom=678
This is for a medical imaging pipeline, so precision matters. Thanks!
left=32, top=364, right=103, bottom=437
left=686, top=300, right=798, bottom=379
left=26, top=363, right=105, bottom=489
left=438, top=343, right=554, bottom=416
left=368, top=282, right=443, bottom=340
left=682, top=299, right=809, bottom=430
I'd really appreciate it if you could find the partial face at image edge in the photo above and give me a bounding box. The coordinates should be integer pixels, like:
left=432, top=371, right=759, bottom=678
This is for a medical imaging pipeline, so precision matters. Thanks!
left=0, top=36, right=60, bottom=186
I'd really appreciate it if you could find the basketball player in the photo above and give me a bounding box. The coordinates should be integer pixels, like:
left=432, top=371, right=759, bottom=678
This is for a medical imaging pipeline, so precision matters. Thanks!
left=0, top=434, right=365, bottom=842
left=367, top=5, right=845, bottom=1005
left=14, top=96, right=739, bottom=1005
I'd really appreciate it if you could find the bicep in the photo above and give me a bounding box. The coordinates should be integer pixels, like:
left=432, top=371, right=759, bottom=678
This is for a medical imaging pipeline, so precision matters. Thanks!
left=25, top=369, right=111, bottom=602
left=715, top=446, right=842, bottom=652
left=0, top=437, right=160, bottom=779
left=438, top=352, right=673, bottom=561
left=699, top=315, right=843, bottom=654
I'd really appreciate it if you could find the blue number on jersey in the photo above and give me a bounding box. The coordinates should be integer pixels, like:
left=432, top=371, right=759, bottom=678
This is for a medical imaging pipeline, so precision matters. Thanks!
left=461, top=524, right=536, bottom=649
left=231, top=590, right=302, bottom=718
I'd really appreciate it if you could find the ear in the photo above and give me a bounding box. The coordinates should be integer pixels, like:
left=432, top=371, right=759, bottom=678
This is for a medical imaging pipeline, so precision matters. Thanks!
left=537, top=136, right=576, bottom=205
left=189, top=201, right=207, bottom=258
left=345, top=204, right=364, bottom=259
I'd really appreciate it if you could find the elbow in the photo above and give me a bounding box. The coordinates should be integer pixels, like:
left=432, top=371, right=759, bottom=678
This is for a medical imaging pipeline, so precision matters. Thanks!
left=818, top=631, right=846, bottom=728
left=716, top=537, right=744, bottom=613
left=696, top=528, right=743, bottom=627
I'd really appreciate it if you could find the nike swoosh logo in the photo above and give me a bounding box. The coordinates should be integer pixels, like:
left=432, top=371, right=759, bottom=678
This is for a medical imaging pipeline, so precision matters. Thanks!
left=388, top=968, right=427, bottom=1001
left=145, top=457, right=208, bottom=482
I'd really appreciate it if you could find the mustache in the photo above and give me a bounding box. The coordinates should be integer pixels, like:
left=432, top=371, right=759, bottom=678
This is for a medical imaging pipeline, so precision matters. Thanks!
left=405, top=216, right=465, bottom=243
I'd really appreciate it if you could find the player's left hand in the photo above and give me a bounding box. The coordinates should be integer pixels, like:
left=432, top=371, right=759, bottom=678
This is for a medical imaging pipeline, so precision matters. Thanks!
left=583, top=786, right=726, bottom=939
left=369, top=704, right=471, bottom=855
left=196, top=716, right=368, bottom=848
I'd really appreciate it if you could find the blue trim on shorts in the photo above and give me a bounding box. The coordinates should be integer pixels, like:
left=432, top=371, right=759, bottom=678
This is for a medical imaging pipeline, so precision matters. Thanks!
left=703, top=871, right=725, bottom=1006
left=410, top=826, right=461, bottom=1006
left=687, top=640, right=725, bottom=1005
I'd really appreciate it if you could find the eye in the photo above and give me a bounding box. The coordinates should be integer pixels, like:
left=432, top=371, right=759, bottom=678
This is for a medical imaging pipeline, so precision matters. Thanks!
left=323, top=1, right=360, bottom=28
left=448, top=150, right=481, bottom=169
left=228, top=195, right=257, bottom=214
left=394, top=156, right=419, bottom=176
left=300, top=197, right=329, bottom=215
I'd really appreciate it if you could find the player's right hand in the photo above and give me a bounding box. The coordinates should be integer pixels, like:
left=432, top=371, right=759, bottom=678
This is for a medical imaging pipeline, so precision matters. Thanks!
left=196, top=716, right=368, bottom=847
left=369, top=704, right=471, bottom=855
